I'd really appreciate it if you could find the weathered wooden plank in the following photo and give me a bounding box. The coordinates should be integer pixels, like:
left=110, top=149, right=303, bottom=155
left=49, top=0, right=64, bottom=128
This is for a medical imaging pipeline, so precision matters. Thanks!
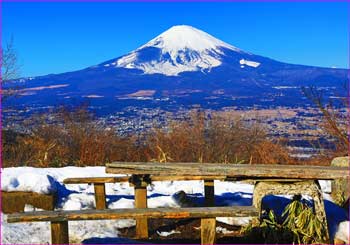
left=201, top=217, right=216, bottom=245
left=94, top=183, right=106, bottom=210
left=63, top=175, right=226, bottom=184
left=7, top=206, right=258, bottom=223
left=64, top=176, right=130, bottom=184
left=152, top=175, right=226, bottom=181
left=106, top=162, right=348, bottom=180
left=204, top=180, right=215, bottom=207
left=134, top=185, right=148, bottom=239
left=51, top=221, right=69, bottom=244
left=1, top=191, right=56, bottom=214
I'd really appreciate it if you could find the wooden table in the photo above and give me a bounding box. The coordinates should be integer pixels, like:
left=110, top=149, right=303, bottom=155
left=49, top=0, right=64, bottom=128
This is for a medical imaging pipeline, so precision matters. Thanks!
left=106, top=162, right=347, bottom=179
left=106, top=162, right=349, bottom=242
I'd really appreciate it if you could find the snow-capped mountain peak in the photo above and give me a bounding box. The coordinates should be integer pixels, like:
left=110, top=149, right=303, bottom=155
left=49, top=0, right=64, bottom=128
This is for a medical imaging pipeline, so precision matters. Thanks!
left=115, top=25, right=243, bottom=76
left=139, top=25, right=240, bottom=54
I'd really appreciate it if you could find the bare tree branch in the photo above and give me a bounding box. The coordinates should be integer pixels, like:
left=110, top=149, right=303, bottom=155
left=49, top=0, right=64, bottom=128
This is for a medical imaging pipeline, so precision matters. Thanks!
left=302, top=86, right=349, bottom=157
left=1, top=37, right=21, bottom=99
left=1, top=36, right=20, bottom=81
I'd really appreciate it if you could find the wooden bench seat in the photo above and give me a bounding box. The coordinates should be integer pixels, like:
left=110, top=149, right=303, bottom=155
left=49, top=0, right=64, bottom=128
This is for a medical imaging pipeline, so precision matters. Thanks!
left=106, top=162, right=348, bottom=180
left=7, top=206, right=258, bottom=244
left=63, top=175, right=227, bottom=184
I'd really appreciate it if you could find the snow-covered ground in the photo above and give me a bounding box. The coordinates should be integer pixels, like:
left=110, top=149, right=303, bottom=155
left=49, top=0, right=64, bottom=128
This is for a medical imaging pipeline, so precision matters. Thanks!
left=1, top=167, right=349, bottom=244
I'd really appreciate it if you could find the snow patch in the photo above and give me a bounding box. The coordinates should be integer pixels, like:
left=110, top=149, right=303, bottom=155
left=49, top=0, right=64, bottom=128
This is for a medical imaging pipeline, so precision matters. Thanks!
left=273, top=86, right=299, bottom=89
left=62, top=193, right=95, bottom=210
left=157, top=230, right=181, bottom=237
left=335, top=221, right=349, bottom=243
left=82, top=94, right=104, bottom=98
left=20, top=84, right=69, bottom=92
left=239, top=59, right=260, bottom=68
left=2, top=172, right=57, bottom=194
left=108, top=198, right=134, bottom=209
left=216, top=226, right=233, bottom=234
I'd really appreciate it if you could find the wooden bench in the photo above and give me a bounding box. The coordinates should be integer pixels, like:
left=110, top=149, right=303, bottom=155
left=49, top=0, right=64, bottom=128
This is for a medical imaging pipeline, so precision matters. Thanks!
left=64, top=175, right=227, bottom=238
left=7, top=206, right=258, bottom=245
left=63, top=176, right=226, bottom=238
left=63, top=175, right=226, bottom=209
left=105, top=162, right=350, bottom=243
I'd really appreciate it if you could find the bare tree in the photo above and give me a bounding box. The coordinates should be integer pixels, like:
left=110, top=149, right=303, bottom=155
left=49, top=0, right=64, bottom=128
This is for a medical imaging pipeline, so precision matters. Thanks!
left=1, top=37, right=20, bottom=81
left=1, top=37, right=21, bottom=100
left=302, top=86, right=349, bottom=158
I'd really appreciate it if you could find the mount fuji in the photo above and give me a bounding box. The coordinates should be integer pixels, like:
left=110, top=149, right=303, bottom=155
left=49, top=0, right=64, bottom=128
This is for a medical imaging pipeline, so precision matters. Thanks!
left=114, top=25, right=244, bottom=76
left=4, top=25, right=348, bottom=116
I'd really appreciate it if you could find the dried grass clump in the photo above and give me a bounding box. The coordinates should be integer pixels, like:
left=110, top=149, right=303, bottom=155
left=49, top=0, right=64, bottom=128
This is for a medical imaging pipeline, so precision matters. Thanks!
left=3, top=108, right=293, bottom=167
left=2, top=107, right=145, bottom=167
left=146, top=111, right=292, bottom=164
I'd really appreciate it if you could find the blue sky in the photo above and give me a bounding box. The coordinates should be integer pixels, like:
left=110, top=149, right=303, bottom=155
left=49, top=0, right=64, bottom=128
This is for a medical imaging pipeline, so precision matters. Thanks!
left=2, top=2, right=349, bottom=77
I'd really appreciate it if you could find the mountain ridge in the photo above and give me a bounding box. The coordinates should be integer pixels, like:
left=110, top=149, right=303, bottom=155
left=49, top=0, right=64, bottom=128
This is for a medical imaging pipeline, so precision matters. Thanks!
left=4, top=25, right=348, bottom=118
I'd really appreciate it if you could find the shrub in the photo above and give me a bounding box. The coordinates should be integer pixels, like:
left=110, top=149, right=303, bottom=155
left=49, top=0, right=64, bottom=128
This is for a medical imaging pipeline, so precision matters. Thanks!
left=2, top=107, right=145, bottom=167
left=3, top=108, right=293, bottom=167
left=242, top=195, right=328, bottom=244
left=146, top=111, right=292, bottom=164
left=302, top=86, right=349, bottom=161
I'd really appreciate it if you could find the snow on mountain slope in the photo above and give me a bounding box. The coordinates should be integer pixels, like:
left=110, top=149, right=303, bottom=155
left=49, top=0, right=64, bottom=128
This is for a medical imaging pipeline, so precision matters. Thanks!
left=240, top=59, right=260, bottom=68
left=139, top=25, right=240, bottom=53
left=115, top=25, right=244, bottom=76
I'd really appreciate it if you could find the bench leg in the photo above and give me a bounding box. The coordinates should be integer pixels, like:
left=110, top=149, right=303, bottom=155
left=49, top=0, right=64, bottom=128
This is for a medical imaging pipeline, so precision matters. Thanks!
left=204, top=180, right=215, bottom=207
left=201, top=217, right=216, bottom=245
left=134, top=185, right=148, bottom=239
left=334, top=238, right=346, bottom=244
left=252, top=182, right=265, bottom=218
left=252, top=180, right=330, bottom=243
left=51, top=221, right=69, bottom=244
left=94, top=183, right=106, bottom=210
left=310, top=181, right=329, bottom=241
